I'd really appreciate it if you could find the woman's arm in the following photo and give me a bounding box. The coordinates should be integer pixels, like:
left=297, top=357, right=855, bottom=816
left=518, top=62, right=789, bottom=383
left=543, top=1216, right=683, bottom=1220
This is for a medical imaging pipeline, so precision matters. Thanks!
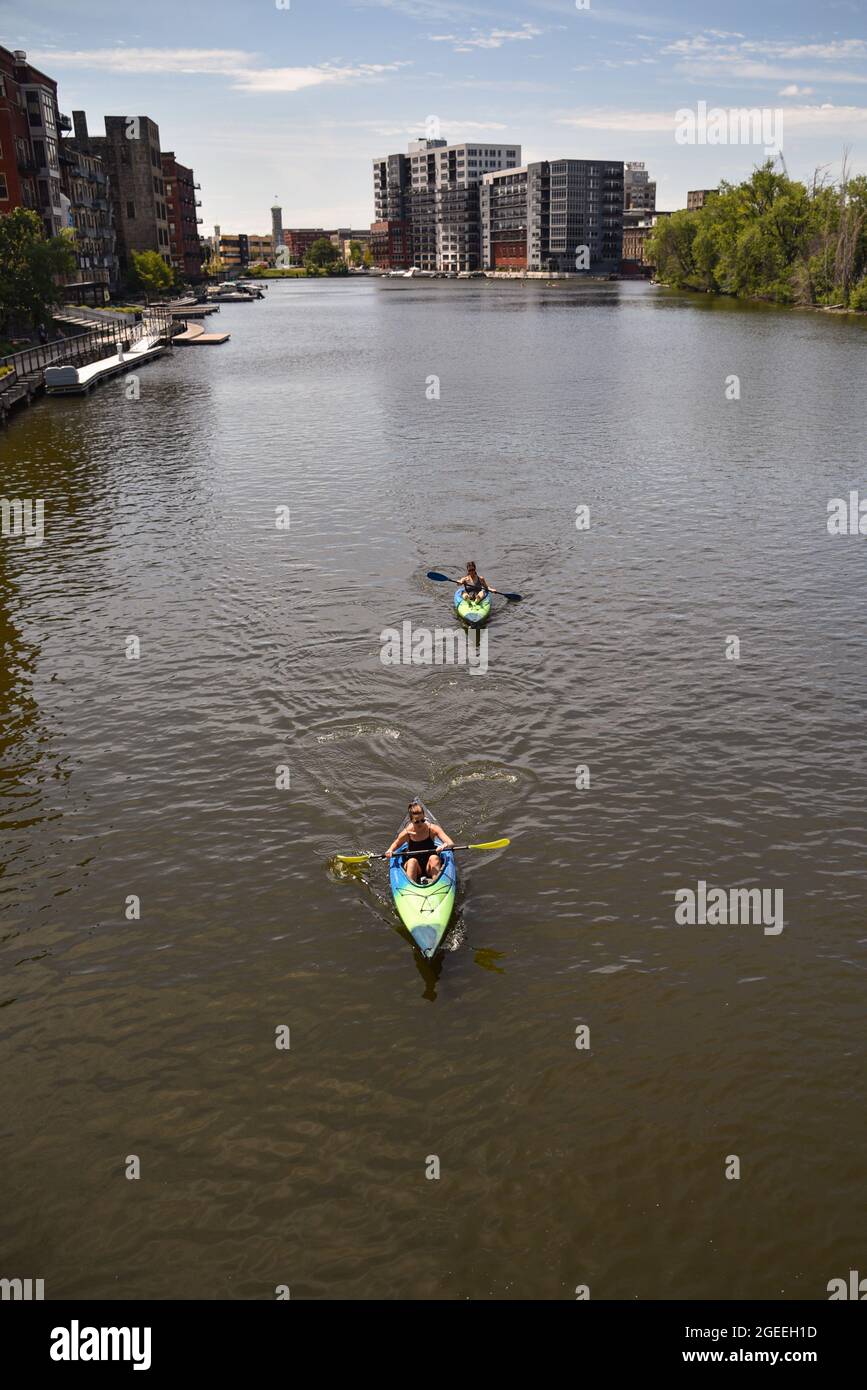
left=385, top=827, right=409, bottom=856
left=430, top=822, right=454, bottom=848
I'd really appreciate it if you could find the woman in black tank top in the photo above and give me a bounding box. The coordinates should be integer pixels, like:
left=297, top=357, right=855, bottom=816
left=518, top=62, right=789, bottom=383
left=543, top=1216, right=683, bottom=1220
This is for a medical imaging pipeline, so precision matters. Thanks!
left=385, top=802, right=456, bottom=884
left=460, top=560, right=498, bottom=602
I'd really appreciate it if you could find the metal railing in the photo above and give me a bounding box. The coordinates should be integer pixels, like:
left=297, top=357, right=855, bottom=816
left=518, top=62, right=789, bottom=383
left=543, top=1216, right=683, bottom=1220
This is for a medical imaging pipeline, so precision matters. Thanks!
left=0, top=307, right=173, bottom=387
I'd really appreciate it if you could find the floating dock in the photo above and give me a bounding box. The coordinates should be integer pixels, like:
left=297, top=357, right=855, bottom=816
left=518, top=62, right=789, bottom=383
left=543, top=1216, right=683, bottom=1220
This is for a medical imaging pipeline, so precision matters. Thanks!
left=172, top=320, right=230, bottom=346
left=44, top=336, right=166, bottom=395
left=170, top=303, right=222, bottom=318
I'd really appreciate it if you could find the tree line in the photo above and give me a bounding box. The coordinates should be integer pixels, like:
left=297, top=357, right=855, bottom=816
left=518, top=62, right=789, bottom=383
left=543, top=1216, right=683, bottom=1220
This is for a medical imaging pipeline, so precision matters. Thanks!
left=648, top=159, right=867, bottom=309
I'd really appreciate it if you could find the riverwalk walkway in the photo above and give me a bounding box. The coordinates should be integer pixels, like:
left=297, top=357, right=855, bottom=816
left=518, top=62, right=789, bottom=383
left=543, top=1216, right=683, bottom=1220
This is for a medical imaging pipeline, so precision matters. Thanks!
left=0, top=307, right=173, bottom=423
left=44, top=334, right=166, bottom=394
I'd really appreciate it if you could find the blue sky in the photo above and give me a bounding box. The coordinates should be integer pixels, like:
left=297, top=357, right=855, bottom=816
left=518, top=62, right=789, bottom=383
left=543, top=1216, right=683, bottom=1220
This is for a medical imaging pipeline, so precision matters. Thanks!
left=4, top=0, right=867, bottom=232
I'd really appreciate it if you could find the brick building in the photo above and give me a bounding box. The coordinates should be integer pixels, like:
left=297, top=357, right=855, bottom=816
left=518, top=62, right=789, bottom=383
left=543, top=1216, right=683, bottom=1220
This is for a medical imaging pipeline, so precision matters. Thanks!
left=621, top=210, right=671, bottom=273
left=370, top=219, right=409, bottom=269
left=687, top=189, right=717, bottom=211
left=0, top=46, right=67, bottom=237
left=80, top=114, right=171, bottom=276
left=60, top=136, right=119, bottom=297
left=282, top=228, right=330, bottom=264
left=161, top=151, right=203, bottom=280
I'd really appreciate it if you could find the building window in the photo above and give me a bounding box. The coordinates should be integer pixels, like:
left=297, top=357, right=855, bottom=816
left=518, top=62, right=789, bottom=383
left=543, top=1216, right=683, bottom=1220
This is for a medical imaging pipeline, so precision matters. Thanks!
left=127, top=200, right=136, bottom=219
left=0, top=174, right=8, bottom=200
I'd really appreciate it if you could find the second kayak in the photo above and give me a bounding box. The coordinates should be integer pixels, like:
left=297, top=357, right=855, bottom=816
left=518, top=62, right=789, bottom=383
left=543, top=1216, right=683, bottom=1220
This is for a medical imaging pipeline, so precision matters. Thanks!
left=454, top=587, right=491, bottom=627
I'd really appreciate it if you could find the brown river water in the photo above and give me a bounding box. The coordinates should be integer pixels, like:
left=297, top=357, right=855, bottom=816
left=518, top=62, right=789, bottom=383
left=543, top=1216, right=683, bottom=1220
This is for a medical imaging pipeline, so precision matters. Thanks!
left=1, top=279, right=865, bottom=1299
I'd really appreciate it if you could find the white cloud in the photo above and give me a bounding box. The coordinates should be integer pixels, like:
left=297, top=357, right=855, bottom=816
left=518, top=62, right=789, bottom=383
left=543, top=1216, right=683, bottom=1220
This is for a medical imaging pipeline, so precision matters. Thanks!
left=663, top=37, right=867, bottom=61
left=429, top=24, right=542, bottom=52
left=32, top=47, right=255, bottom=74
left=556, top=109, right=679, bottom=133
left=660, top=33, right=867, bottom=83
left=31, top=48, right=409, bottom=93
left=779, top=84, right=815, bottom=97
left=555, top=102, right=867, bottom=135
left=232, top=63, right=408, bottom=93
left=340, top=118, right=508, bottom=137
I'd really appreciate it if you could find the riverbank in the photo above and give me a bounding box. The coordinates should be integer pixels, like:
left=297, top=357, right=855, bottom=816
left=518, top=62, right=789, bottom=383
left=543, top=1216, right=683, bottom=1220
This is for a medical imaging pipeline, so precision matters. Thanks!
left=651, top=277, right=867, bottom=317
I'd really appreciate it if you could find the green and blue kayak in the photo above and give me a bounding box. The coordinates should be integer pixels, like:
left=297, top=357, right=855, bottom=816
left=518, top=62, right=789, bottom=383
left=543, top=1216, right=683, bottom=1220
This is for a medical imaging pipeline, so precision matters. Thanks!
left=388, top=803, right=457, bottom=957
left=454, top=587, right=491, bottom=627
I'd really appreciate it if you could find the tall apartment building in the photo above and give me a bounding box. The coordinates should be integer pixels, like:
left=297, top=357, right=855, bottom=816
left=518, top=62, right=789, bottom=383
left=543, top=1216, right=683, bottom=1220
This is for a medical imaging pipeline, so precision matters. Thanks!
left=480, top=167, right=529, bottom=269
left=481, top=159, right=624, bottom=272
left=532, top=160, right=623, bottom=271
left=372, top=150, right=411, bottom=269
left=687, top=189, right=717, bottom=211
left=371, top=139, right=521, bottom=271
left=624, top=161, right=656, bottom=212
left=0, top=47, right=67, bottom=237
left=60, top=134, right=119, bottom=296
left=411, top=139, right=521, bottom=271
left=81, top=114, right=171, bottom=275
left=161, top=152, right=203, bottom=280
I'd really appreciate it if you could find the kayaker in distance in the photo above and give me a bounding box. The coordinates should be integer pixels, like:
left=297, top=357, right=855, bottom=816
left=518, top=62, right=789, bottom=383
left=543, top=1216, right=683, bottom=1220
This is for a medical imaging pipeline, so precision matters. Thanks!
left=460, top=561, right=497, bottom=603
left=385, top=802, right=455, bottom=885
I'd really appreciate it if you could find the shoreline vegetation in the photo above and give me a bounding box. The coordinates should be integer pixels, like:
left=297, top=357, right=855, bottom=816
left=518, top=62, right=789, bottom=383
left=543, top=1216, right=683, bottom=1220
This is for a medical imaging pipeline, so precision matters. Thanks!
left=647, top=159, right=867, bottom=312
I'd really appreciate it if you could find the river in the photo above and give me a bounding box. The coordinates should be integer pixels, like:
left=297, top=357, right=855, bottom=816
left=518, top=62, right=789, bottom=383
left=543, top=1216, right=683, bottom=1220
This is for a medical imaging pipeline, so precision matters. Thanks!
left=1, top=278, right=865, bottom=1299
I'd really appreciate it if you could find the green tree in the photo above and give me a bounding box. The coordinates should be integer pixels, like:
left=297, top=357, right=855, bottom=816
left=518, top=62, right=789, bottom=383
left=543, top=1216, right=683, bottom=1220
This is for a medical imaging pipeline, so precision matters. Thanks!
left=303, top=237, right=342, bottom=273
left=348, top=239, right=363, bottom=266
left=130, top=249, right=174, bottom=302
left=0, top=208, right=76, bottom=334
left=650, top=158, right=867, bottom=307
left=363, top=246, right=374, bottom=269
left=646, top=210, right=699, bottom=286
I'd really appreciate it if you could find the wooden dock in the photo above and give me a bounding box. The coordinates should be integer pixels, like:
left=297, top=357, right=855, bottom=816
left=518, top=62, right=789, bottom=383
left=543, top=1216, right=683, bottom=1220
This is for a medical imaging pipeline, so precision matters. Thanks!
left=170, top=303, right=222, bottom=318
left=172, top=320, right=230, bottom=346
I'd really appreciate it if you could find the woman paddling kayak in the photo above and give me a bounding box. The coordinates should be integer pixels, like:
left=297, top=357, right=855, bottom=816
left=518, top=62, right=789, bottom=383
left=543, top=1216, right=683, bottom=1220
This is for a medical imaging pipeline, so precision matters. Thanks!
left=459, top=561, right=498, bottom=604
left=385, top=801, right=455, bottom=885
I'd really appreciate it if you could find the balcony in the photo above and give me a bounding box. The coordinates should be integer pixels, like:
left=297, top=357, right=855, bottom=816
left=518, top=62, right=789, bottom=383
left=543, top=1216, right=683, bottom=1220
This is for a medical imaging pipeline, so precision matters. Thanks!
left=17, top=150, right=38, bottom=173
left=196, top=217, right=203, bottom=223
left=193, top=182, right=201, bottom=189
left=195, top=199, right=202, bottom=206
